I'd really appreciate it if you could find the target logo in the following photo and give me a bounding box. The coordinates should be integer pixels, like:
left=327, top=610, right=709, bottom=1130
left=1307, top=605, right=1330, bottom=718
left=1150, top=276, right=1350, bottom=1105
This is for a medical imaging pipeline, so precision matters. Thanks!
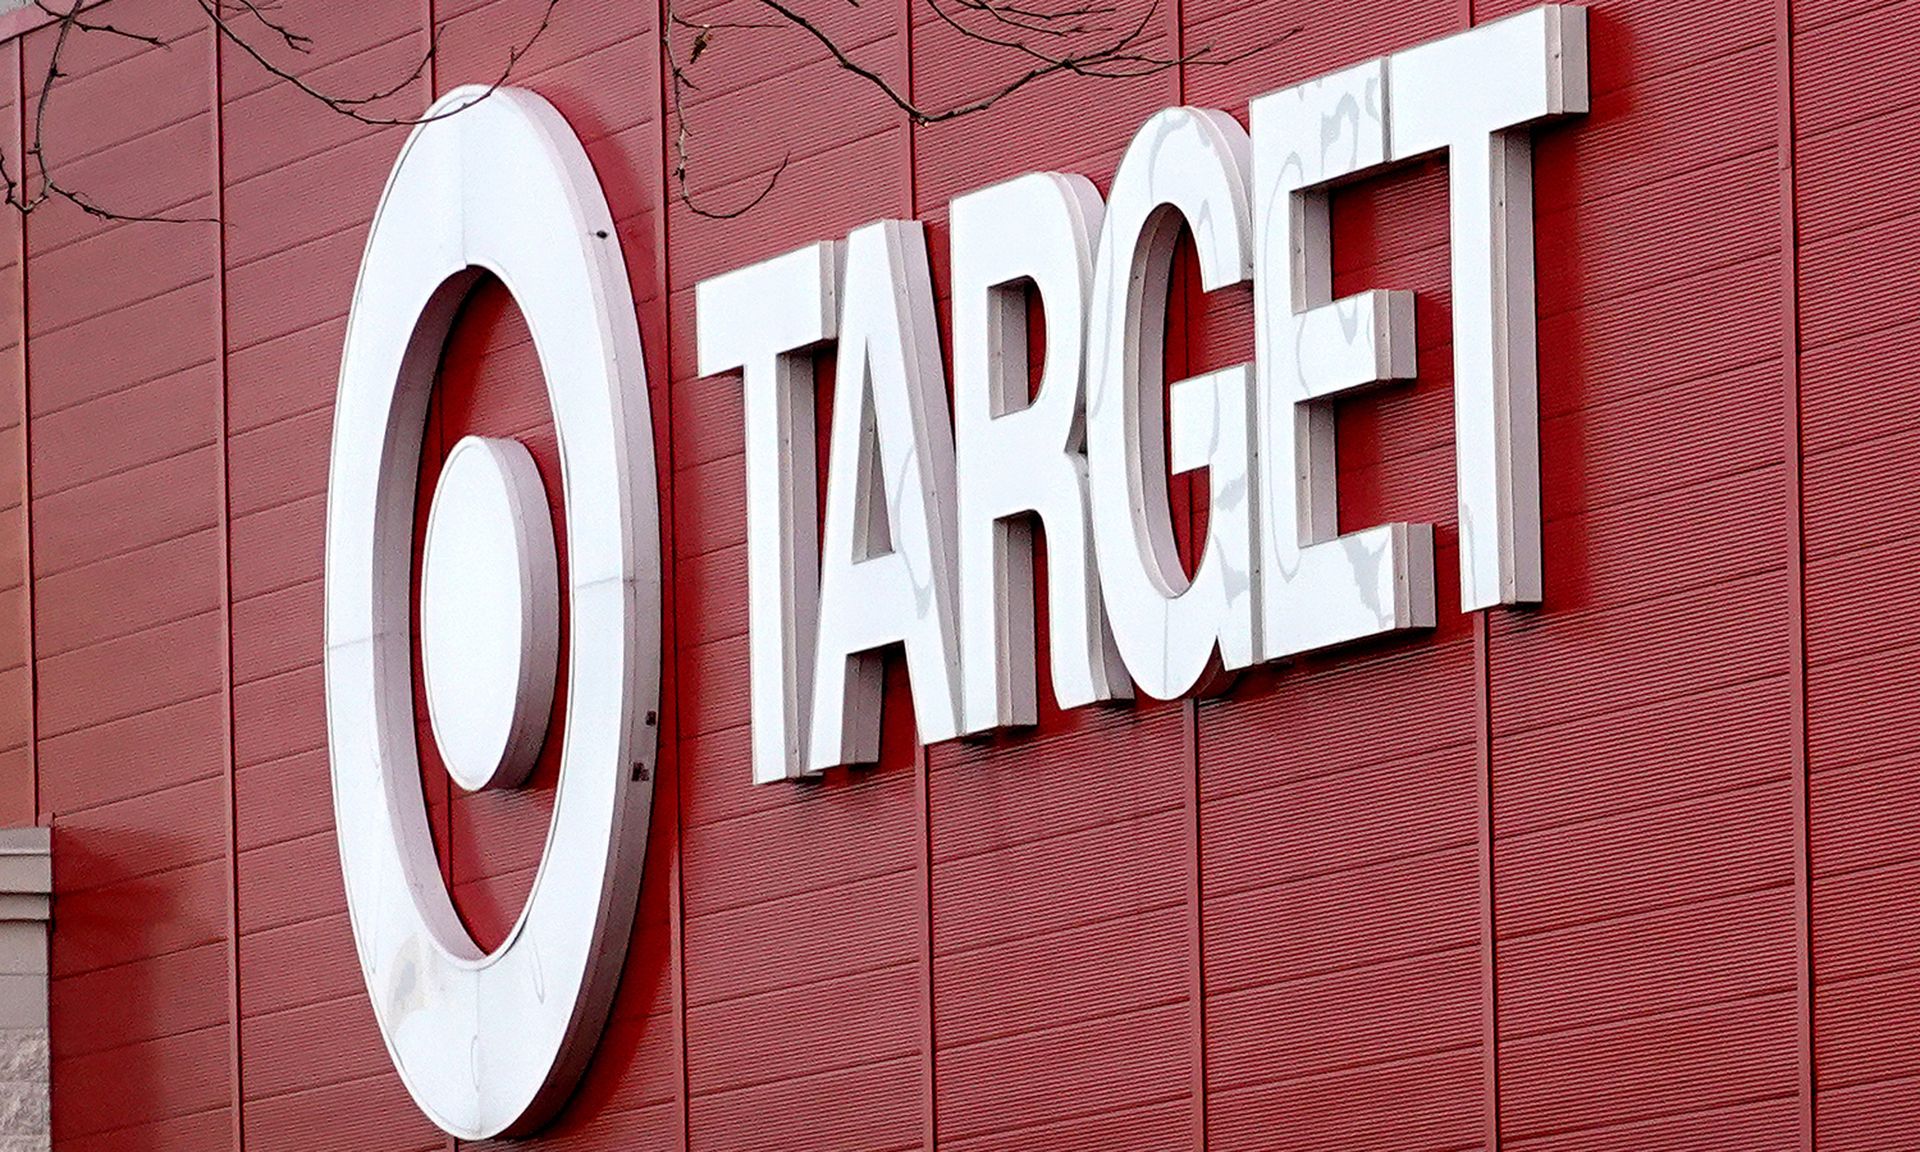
left=324, top=87, right=661, bottom=1140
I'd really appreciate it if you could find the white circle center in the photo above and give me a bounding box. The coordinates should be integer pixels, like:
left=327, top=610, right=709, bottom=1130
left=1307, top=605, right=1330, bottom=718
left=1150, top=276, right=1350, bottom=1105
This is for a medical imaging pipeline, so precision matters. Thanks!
left=420, top=435, right=560, bottom=792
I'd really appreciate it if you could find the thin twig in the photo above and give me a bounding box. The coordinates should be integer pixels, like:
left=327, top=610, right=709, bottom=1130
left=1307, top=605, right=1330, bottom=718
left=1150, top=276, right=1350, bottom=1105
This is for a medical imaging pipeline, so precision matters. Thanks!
left=226, top=0, right=313, bottom=54
left=0, top=0, right=562, bottom=221
left=663, top=0, right=1288, bottom=213
left=197, top=0, right=559, bottom=125
left=666, top=0, right=787, bottom=219
left=3, top=3, right=211, bottom=222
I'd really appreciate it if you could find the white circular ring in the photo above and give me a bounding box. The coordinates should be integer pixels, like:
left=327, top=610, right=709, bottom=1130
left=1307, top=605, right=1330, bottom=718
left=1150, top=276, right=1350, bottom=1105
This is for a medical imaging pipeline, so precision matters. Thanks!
left=420, top=435, right=560, bottom=793
left=325, top=86, right=661, bottom=1140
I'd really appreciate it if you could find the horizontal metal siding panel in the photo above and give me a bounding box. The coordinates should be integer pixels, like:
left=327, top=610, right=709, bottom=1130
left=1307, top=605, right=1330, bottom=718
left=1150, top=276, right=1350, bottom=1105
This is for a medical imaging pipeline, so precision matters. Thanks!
left=1495, top=675, right=1791, bottom=839
left=667, top=127, right=908, bottom=291
left=21, top=26, right=212, bottom=174
left=34, top=609, right=224, bottom=738
left=235, top=912, right=362, bottom=1019
left=228, top=493, right=323, bottom=600
left=28, top=445, right=220, bottom=578
left=238, top=1071, right=445, bottom=1152
left=1808, top=753, right=1920, bottom=878
left=31, top=528, right=220, bottom=659
left=238, top=994, right=390, bottom=1103
left=1817, top=1075, right=1920, bottom=1152
left=933, top=807, right=1187, bottom=958
left=937, top=1002, right=1191, bottom=1145
left=223, top=225, right=365, bottom=356
left=1498, top=993, right=1799, bottom=1141
left=217, top=0, right=426, bottom=104
left=26, top=112, right=216, bottom=255
left=225, top=316, right=341, bottom=435
left=51, top=1105, right=232, bottom=1152
left=230, top=663, right=323, bottom=768
left=50, top=857, right=226, bottom=979
left=1811, top=858, right=1920, bottom=985
left=228, top=579, right=320, bottom=687
left=55, top=774, right=226, bottom=893
left=930, top=705, right=1186, bottom=862
left=26, top=284, right=217, bottom=418
left=1205, top=845, right=1480, bottom=996
left=29, top=363, right=220, bottom=499
left=1496, top=782, right=1795, bottom=938
left=683, top=1056, right=923, bottom=1152
left=1800, top=314, right=1920, bottom=460
left=235, top=829, right=341, bottom=936
left=685, top=963, right=922, bottom=1098
left=221, top=42, right=424, bottom=185
left=1200, top=642, right=1479, bottom=804
left=682, top=768, right=919, bottom=918
left=50, top=1023, right=229, bottom=1140
left=1814, top=965, right=1920, bottom=1091
left=25, top=229, right=214, bottom=347
left=1206, top=947, right=1481, bottom=1093
left=233, top=747, right=329, bottom=854
left=932, top=903, right=1188, bottom=1051
left=225, top=406, right=329, bottom=520
left=1207, top=1047, right=1482, bottom=1152
left=50, top=940, right=228, bottom=1058
left=681, top=870, right=923, bottom=1007
left=36, top=693, right=225, bottom=814
left=1497, top=887, right=1796, bottom=1041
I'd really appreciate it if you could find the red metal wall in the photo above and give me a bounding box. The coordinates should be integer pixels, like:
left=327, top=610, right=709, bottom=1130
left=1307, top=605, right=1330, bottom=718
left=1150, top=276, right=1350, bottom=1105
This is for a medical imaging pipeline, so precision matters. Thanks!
left=0, top=0, right=1911, bottom=1147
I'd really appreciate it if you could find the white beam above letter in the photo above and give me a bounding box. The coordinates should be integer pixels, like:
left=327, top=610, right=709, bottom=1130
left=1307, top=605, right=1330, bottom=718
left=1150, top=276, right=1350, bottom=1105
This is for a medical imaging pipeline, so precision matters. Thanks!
left=951, top=172, right=1129, bottom=733
left=1251, top=59, right=1434, bottom=661
left=696, top=240, right=839, bottom=784
left=810, top=220, right=964, bottom=769
left=1387, top=4, right=1589, bottom=609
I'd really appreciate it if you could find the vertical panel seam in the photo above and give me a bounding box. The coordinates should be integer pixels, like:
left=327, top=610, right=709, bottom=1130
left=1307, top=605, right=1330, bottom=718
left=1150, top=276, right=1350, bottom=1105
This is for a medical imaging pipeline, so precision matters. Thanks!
left=905, top=6, right=938, bottom=1149
left=15, top=34, right=34, bottom=828
left=1455, top=9, right=1500, bottom=1150
left=1475, top=616, right=1497, bottom=1152
left=210, top=13, right=243, bottom=1151
left=1185, top=700, right=1207, bottom=1151
left=1777, top=0, right=1813, bottom=1144
left=654, top=0, right=694, bottom=1143
left=1167, top=11, right=1198, bottom=1152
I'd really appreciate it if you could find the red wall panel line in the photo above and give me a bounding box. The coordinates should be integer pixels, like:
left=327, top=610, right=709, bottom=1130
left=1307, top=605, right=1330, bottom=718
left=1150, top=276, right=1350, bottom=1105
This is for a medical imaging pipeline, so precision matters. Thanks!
left=905, top=7, right=937, bottom=1150
left=1464, top=10, right=1501, bottom=1152
left=211, top=9, right=246, bottom=1152
left=1774, top=0, right=1816, bottom=1143
left=646, top=0, right=694, bottom=1144
left=8, top=33, right=32, bottom=829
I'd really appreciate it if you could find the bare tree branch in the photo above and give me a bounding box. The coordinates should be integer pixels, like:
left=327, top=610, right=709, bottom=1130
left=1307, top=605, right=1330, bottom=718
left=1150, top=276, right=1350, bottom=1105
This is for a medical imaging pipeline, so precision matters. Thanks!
left=0, top=0, right=563, bottom=223
left=3, top=0, right=1288, bottom=226
left=31, top=0, right=165, bottom=49
left=2, top=2, right=212, bottom=223
left=664, top=0, right=1294, bottom=214
left=197, top=0, right=560, bottom=126
left=666, top=0, right=787, bottom=219
left=226, top=0, right=313, bottom=55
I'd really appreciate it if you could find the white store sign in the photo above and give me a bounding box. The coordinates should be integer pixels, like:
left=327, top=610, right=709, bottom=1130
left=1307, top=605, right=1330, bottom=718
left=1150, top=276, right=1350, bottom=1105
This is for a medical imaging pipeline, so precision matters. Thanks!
left=325, top=4, right=1585, bottom=1139
left=698, top=4, right=1589, bottom=785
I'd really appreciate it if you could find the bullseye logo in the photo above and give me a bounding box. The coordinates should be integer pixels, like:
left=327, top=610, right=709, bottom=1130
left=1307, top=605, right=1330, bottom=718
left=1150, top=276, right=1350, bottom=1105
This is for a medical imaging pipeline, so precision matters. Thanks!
left=324, top=87, right=662, bottom=1140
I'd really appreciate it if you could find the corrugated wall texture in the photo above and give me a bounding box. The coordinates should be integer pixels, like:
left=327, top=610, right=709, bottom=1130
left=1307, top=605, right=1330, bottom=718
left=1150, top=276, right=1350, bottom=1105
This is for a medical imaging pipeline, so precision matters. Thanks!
left=0, top=0, right=1911, bottom=1148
